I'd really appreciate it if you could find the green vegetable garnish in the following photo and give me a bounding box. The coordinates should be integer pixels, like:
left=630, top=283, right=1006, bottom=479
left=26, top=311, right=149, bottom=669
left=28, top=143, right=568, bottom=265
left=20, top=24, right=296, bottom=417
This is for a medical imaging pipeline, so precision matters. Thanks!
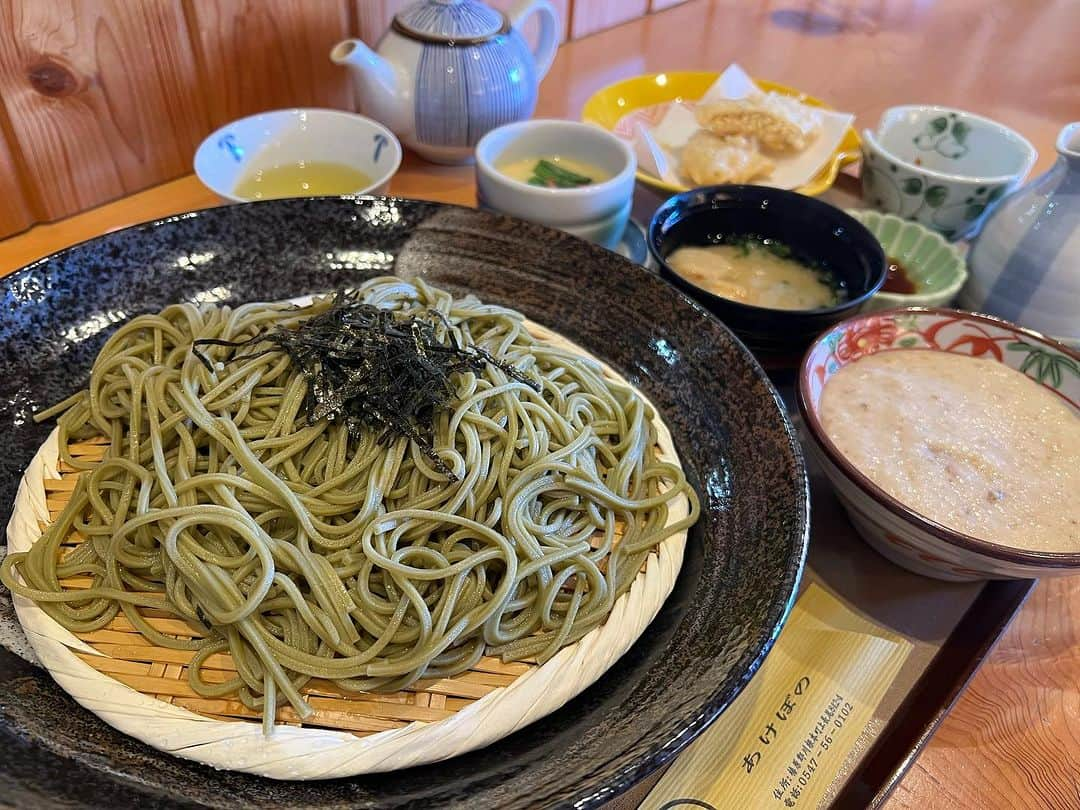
left=527, top=159, right=593, bottom=188
left=765, top=240, right=792, bottom=259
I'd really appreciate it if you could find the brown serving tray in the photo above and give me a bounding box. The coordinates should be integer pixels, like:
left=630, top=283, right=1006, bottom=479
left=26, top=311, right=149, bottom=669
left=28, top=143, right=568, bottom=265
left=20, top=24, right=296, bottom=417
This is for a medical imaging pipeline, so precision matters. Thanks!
left=604, top=463, right=1030, bottom=808
left=598, top=360, right=1034, bottom=810
left=792, top=373, right=1034, bottom=809
left=833, top=577, right=1031, bottom=808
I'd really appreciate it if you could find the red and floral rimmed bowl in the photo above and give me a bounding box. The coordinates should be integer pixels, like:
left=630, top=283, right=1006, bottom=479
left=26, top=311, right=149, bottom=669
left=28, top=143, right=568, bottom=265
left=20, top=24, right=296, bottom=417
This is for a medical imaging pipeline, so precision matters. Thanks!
left=797, top=308, right=1080, bottom=581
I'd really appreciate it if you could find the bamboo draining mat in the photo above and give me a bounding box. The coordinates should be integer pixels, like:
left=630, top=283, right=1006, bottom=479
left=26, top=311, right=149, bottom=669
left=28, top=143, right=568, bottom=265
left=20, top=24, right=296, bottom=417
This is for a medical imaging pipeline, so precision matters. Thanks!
left=44, top=437, right=537, bottom=737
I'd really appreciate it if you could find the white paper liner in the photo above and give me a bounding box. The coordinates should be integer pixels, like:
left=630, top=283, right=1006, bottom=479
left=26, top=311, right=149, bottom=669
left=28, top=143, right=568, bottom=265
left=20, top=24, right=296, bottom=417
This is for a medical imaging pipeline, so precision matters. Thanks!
left=7, top=318, right=689, bottom=780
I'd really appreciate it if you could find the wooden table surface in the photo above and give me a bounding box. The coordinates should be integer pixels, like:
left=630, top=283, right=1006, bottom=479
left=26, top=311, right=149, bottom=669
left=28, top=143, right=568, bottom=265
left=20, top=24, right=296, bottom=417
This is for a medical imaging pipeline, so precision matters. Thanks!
left=2, top=1, right=1078, bottom=807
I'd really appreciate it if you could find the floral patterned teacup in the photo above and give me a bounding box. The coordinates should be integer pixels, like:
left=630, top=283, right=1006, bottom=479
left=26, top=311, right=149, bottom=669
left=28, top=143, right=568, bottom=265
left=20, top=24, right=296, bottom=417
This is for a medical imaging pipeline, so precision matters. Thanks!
left=861, top=106, right=1037, bottom=241
left=798, top=308, right=1080, bottom=582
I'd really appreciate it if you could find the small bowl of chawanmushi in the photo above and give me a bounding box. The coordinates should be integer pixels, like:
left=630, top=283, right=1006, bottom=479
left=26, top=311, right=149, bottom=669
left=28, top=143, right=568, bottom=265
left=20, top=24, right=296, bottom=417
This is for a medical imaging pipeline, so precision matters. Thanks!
left=845, top=209, right=968, bottom=311
left=648, top=185, right=886, bottom=356
left=475, top=120, right=637, bottom=250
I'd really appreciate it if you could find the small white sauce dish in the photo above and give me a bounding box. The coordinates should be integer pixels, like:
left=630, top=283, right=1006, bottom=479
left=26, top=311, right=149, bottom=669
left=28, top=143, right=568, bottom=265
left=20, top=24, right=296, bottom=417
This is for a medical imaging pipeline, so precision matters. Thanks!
left=861, top=105, right=1036, bottom=241
left=475, top=120, right=637, bottom=249
left=194, top=108, right=402, bottom=202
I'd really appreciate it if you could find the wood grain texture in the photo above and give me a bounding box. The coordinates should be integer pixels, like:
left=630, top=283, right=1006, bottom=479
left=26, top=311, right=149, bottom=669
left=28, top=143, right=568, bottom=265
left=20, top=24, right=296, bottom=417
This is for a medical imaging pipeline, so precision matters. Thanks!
left=0, top=126, right=34, bottom=238
left=884, top=575, right=1080, bottom=810
left=570, top=0, right=648, bottom=38
left=0, top=1, right=210, bottom=221
left=353, top=0, right=410, bottom=46
left=187, top=0, right=355, bottom=126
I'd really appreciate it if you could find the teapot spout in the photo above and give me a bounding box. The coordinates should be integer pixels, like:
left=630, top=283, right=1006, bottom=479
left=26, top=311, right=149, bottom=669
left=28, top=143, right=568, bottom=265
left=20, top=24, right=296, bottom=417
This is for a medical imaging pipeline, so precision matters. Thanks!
left=330, top=39, right=401, bottom=124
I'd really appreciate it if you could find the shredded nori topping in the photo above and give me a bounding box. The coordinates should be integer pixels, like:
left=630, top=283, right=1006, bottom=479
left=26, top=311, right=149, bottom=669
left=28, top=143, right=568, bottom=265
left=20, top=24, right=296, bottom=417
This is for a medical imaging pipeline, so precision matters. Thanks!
left=192, top=291, right=540, bottom=482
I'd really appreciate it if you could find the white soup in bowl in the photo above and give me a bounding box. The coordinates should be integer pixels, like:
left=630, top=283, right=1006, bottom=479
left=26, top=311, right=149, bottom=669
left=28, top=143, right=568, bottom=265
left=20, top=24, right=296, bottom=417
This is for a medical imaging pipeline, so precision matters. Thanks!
left=820, top=349, right=1079, bottom=551
left=799, top=308, right=1080, bottom=581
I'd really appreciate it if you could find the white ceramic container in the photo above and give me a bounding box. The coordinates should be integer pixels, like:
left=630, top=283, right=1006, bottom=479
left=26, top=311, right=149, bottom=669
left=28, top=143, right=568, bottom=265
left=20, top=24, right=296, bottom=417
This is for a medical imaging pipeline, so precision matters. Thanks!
left=194, top=109, right=402, bottom=202
left=861, top=105, right=1036, bottom=241
left=799, top=308, right=1080, bottom=582
left=474, top=119, right=636, bottom=249
left=331, top=0, right=559, bottom=164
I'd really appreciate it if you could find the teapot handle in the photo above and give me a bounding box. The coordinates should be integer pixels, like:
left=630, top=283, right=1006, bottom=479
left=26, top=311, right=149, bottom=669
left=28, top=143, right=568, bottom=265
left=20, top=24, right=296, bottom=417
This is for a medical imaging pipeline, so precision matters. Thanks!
left=508, top=0, right=559, bottom=81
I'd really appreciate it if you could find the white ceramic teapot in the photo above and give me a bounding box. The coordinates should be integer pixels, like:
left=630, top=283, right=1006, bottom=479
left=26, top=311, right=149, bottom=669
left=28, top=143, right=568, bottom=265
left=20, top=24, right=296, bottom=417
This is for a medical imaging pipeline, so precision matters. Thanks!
left=331, top=0, right=559, bottom=164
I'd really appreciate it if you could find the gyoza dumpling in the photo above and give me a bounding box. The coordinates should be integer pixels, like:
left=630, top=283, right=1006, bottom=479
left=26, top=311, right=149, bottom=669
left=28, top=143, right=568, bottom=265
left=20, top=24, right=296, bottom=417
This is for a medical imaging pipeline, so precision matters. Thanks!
left=680, top=132, right=774, bottom=186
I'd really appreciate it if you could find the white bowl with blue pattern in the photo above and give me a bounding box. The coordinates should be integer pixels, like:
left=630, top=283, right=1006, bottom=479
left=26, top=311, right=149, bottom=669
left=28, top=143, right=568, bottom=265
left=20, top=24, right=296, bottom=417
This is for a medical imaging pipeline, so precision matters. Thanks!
left=194, top=109, right=402, bottom=203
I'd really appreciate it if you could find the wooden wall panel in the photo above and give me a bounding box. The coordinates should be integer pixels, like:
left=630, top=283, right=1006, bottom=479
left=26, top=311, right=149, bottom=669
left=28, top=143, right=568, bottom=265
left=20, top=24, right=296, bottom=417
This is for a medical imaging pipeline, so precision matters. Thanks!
left=0, top=130, right=34, bottom=237
left=354, top=0, right=410, bottom=46
left=0, top=1, right=210, bottom=221
left=570, top=0, right=648, bottom=39
left=188, top=0, right=355, bottom=127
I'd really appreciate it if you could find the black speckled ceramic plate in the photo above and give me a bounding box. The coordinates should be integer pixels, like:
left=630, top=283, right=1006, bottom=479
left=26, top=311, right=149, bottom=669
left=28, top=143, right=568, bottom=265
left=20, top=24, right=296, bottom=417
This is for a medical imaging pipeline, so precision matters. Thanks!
left=0, top=198, right=808, bottom=809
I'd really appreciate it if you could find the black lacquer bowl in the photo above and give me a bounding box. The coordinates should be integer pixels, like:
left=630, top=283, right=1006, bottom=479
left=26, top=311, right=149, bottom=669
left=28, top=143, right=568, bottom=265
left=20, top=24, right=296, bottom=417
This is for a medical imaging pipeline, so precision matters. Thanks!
left=0, top=198, right=808, bottom=809
left=648, top=185, right=887, bottom=355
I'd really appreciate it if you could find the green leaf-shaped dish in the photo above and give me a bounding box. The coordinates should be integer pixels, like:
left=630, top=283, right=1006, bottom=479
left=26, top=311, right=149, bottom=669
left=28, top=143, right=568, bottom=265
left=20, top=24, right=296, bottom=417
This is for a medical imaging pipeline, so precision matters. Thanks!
left=846, top=209, right=968, bottom=311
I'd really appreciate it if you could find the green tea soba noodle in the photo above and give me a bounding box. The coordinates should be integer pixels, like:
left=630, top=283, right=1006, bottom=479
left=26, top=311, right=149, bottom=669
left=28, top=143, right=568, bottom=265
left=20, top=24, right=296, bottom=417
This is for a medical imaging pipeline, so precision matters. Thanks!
left=2, top=277, right=699, bottom=731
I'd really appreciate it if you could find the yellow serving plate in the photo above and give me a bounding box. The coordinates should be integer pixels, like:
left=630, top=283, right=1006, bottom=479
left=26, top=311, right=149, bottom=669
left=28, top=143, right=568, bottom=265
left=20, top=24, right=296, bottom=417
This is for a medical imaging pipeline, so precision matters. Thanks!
left=581, top=71, right=861, bottom=197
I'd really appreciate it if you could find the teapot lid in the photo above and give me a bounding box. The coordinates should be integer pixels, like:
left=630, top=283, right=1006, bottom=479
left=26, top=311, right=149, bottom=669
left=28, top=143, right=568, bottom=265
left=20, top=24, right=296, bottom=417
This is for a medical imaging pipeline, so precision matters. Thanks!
left=393, top=0, right=509, bottom=44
